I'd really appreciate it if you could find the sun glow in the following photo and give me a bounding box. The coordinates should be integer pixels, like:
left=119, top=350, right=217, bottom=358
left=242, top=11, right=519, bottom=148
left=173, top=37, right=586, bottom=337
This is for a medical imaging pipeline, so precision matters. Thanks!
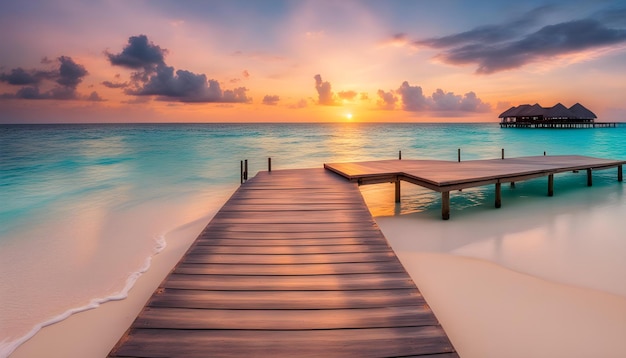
left=345, top=113, right=353, bottom=120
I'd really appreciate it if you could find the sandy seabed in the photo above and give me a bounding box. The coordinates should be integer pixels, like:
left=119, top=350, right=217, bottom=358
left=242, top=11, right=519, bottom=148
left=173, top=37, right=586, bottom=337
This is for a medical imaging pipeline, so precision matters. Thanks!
left=10, top=180, right=626, bottom=358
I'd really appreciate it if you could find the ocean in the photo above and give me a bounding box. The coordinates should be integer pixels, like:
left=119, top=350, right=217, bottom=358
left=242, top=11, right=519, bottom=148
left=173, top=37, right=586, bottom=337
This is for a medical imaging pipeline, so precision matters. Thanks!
left=1, top=122, right=625, bottom=355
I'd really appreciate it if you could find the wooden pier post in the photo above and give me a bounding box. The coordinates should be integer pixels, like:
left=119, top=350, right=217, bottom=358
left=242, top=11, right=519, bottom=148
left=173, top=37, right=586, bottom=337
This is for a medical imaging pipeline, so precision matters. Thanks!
left=501, top=148, right=504, bottom=160
left=395, top=179, right=401, bottom=203
left=268, top=157, right=272, bottom=172
left=399, top=150, right=402, bottom=160
left=244, top=159, right=248, bottom=181
left=458, top=148, right=461, bottom=162
left=548, top=174, right=554, bottom=196
left=442, top=191, right=450, bottom=220
left=495, top=182, right=502, bottom=208
left=619, top=165, right=623, bottom=182
left=587, top=168, right=592, bottom=186
left=240, top=160, right=244, bottom=184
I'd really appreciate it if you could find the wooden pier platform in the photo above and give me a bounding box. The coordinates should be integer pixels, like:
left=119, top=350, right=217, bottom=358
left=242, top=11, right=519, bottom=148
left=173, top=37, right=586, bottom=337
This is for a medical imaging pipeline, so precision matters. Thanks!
left=325, top=155, right=624, bottom=220
left=109, top=168, right=458, bottom=357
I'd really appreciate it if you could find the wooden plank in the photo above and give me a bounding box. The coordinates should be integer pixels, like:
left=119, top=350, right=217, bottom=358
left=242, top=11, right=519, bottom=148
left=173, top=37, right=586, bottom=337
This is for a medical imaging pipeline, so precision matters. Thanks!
left=211, top=211, right=376, bottom=224
left=186, top=243, right=392, bottom=254
left=147, top=288, right=424, bottom=310
left=134, top=305, right=438, bottom=330
left=181, top=251, right=398, bottom=265
left=162, top=272, right=414, bottom=291
left=110, top=326, right=456, bottom=358
left=219, top=203, right=368, bottom=212
left=193, top=237, right=389, bottom=246
left=198, top=230, right=384, bottom=240
left=174, top=261, right=408, bottom=275
left=205, top=222, right=381, bottom=233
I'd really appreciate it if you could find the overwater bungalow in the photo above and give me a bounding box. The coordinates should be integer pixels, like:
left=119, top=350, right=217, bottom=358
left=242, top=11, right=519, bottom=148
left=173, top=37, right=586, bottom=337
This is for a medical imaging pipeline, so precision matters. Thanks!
left=499, top=103, right=617, bottom=128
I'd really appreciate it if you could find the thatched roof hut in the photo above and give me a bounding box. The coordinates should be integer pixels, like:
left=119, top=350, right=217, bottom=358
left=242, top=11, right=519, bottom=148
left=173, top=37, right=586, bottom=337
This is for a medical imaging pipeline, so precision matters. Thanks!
left=499, top=103, right=596, bottom=123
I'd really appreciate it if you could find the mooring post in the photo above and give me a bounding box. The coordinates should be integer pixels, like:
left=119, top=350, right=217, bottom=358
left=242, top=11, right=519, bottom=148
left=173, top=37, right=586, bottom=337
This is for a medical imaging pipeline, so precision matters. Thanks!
left=548, top=174, right=554, bottom=196
left=399, top=150, right=402, bottom=160
left=244, top=159, right=248, bottom=181
left=458, top=148, right=461, bottom=162
left=587, top=168, right=592, bottom=186
left=442, top=191, right=450, bottom=220
left=501, top=148, right=504, bottom=160
left=495, top=182, right=502, bottom=208
left=619, top=165, right=623, bottom=182
left=510, top=182, right=516, bottom=188
left=395, top=179, right=401, bottom=203
left=268, top=157, right=272, bottom=172
left=240, top=160, right=244, bottom=184
left=544, top=151, right=546, bottom=156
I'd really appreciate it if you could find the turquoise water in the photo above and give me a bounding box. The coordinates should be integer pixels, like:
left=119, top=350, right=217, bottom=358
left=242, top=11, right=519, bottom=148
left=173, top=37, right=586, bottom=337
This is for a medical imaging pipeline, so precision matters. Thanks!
left=1, top=123, right=625, bottom=355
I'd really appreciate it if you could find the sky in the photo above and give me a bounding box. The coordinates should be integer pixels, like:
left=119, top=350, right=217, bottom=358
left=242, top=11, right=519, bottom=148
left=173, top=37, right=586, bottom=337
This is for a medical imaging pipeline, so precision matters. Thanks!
left=1, top=0, right=625, bottom=123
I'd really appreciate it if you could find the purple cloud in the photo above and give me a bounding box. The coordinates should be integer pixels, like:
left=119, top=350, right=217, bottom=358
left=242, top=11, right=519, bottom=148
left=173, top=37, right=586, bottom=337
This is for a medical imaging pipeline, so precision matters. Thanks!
left=108, top=35, right=250, bottom=103
left=0, top=56, right=89, bottom=100
left=313, top=74, right=335, bottom=105
left=262, top=95, right=280, bottom=105
left=413, top=6, right=626, bottom=74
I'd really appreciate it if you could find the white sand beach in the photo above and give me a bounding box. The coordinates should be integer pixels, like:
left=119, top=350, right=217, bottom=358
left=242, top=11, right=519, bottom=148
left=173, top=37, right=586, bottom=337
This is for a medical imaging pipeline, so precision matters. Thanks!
left=370, top=181, right=626, bottom=358
left=9, top=203, right=222, bottom=358
left=10, top=178, right=626, bottom=358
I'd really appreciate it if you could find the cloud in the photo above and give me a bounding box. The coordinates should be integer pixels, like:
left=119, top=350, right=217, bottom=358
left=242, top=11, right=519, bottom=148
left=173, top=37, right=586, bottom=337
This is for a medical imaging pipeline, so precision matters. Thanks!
left=102, top=80, right=128, bottom=89
left=415, top=6, right=550, bottom=50
left=289, top=99, right=308, bottom=109
left=57, top=56, right=88, bottom=88
left=338, top=90, right=357, bottom=101
left=414, top=7, right=626, bottom=74
left=0, top=68, right=53, bottom=85
left=0, top=56, right=89, bottom=100
left=379, top=81, right=490, bottom=113
left=107, top=34, right=249, bottom=103
left=397, top=81, right=428, bottom=111
left=106, top=34, right=166, bottom=70
left=313, top=74, right=335, bottom=105
left=262, top=95, right=280, bottom=105
left=86, top=91, right=105, bottom=102
left=376, top=89, right=397, bottom=110
left=124, top=63, right=250, bottom=103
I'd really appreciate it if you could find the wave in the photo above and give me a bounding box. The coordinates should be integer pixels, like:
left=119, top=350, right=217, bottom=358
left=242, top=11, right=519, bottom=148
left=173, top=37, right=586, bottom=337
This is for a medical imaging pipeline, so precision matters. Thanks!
left=0, top=234, right=167, bottom=358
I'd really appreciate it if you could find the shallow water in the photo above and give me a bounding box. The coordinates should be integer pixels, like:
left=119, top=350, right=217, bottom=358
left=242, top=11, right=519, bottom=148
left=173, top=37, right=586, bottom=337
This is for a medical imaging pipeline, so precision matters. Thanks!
left=1, top=122, right=625, bottom=356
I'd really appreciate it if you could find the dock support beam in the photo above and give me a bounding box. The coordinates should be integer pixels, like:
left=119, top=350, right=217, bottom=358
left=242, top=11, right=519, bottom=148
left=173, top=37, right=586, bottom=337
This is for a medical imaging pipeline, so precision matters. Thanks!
left=395, top=179, right=401, bottom=203
left=587, top=169, right=592, bottom=186
left=548, top=174, right=554, bottom=196
left=442, top=191, right=450, bottom=220
left=495, top=182, right=502, bottom=208
left=619, top=165, right=623, bottom=182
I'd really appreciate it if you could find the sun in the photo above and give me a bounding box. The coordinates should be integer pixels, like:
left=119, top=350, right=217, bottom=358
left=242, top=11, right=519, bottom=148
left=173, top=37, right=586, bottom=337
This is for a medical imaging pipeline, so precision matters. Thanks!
left=345, top=113, right=353, bottom=120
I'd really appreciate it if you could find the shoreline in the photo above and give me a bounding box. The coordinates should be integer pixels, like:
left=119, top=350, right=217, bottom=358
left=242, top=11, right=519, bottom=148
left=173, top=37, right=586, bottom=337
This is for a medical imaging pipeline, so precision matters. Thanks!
left=9, top=210, right=217, bottom=358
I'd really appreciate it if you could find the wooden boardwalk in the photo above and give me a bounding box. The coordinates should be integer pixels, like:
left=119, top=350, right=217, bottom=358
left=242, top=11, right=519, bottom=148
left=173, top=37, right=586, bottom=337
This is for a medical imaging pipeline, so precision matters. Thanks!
left=325, top=155, right=624, bottom=219
left=109, top=168, right=458, bottom=358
